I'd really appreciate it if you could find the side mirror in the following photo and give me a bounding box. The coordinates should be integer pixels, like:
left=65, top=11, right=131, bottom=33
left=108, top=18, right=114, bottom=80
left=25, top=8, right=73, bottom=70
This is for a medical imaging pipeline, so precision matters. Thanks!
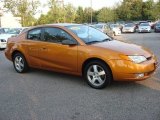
left=62, top=40, right=77, bottom=45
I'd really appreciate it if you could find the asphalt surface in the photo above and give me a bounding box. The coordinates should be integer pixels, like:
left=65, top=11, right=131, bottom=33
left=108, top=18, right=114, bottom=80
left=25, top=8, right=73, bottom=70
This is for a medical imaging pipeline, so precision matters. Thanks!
left=0, top=32, right=160, bottom=120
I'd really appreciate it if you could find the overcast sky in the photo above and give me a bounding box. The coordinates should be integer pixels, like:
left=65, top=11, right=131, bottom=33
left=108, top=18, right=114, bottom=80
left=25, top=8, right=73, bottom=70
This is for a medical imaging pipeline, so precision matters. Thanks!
left=37, top=0, right=122, bottom=18
left=40, top=0, right=122, bottom=10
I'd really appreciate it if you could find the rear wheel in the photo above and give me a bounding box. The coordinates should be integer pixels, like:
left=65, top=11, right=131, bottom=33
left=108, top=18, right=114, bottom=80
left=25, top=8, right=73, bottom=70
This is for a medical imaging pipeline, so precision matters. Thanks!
left=155, top=29, right=157, bottom=32
left=113, top=32, right=116, bottom=36
left=13, top=53, right=29, bottom=73
left=84, top=60, right=112, bottom=89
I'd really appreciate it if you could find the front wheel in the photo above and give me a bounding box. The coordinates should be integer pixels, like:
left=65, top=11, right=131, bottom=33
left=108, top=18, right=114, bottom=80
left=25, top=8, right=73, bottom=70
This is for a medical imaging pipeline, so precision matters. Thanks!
left=13, top=53, right=29, bottom=73
left=84, top=61, right=112, bottom=89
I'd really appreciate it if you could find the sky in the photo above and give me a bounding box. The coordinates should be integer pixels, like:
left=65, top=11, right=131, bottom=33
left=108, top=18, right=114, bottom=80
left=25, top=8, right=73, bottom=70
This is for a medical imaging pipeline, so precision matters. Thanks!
left=37, top=0, right=122, bottom=18
left=40, top=0, right=122, bottom=10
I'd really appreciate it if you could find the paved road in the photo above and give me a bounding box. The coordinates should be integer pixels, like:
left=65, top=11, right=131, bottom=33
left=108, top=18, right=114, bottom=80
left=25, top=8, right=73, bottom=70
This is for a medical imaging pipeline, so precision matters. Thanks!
left=0, top=33, right=160, bottom=120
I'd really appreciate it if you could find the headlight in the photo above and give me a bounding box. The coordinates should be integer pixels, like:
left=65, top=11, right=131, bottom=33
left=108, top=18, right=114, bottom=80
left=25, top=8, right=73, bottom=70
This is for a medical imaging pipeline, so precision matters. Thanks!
left=113, top=28, right=120, bottom=32
left=128, top=55, right=147, bottom=63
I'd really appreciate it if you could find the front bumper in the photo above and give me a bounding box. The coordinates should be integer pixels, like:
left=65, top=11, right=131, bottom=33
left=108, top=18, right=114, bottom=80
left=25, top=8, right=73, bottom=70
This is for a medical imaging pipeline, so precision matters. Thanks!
left=155, top=29, right=160, bottom=32
left=114, top=31, right=121, bottom=36
left=110, top=58, right=158, bottom=81
left=0, top=42, right=7, bottom=49
left=139, top=29, right=151, bottom=33
left=123, top=29, right=134, bottom=33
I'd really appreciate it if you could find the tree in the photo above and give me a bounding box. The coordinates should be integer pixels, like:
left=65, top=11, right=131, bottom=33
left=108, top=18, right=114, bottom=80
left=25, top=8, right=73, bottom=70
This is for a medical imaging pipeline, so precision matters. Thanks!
left=82, top=7, right=97, bottom=23
left=97, top=7, right=115, bottom=22
left=75, top=6, right=84, bottom=23
left=4, top=0, right=40, bottom=26
left=48, top=0, right=66, bottom=23
left=116, top=0, right=143, bottom=21
left=154, top=0, right=160, bottom=20
left=142, top=0, right=154, bottom=20
left=64, top=4, right=76, bottom=23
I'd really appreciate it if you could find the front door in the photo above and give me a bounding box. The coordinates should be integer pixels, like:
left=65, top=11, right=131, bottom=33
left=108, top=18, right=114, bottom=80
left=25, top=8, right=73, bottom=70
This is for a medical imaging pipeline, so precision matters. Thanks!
left=24, top=28, right=43, bottom=67
left=38, top=27, right=78, bottom=72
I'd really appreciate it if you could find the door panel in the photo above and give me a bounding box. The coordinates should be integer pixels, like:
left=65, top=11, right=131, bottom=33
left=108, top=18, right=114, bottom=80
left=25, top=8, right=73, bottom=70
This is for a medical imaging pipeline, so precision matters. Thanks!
left=38, top=42, right=78, bottom=72
left=37, top=27, right=78, bottom=72
left=24, top=28, right=42, bottom=67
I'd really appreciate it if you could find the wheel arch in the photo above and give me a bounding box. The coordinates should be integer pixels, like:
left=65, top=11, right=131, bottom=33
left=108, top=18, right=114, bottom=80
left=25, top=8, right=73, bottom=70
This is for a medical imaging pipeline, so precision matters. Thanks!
left=82, top=57, right=113, bottom=78
left=12, top=50, right=25, bottom=61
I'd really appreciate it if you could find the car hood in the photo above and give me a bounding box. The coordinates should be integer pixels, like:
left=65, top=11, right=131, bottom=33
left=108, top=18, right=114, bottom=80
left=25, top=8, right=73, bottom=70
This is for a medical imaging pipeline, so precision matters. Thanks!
left=112, top=28, right=120, bottom=31
left=0, top=34, right=15, bottom=40
left=123, top=27, right=134, bottom=29
left=92, top=40, right=152, bottom=58
left=139, top=26, right=150, bottom=29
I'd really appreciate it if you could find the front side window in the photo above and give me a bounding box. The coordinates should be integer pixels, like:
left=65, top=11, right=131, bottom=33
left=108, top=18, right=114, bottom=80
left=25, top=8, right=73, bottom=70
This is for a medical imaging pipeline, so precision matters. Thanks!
left=43, top=27, right=74, bottom=43
left=27, top=29, right=41, bottom=40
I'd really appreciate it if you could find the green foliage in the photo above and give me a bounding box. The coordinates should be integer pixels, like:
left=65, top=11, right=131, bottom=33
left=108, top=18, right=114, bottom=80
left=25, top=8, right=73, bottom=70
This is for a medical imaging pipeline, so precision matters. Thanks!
left=115, top=0, right=160, bottom=21
left=82, top=7, right=97, bottom=23
left=142, top=0, right=154, bottom=20
left=97, top=7, right=115, bottom=22
left=75, top=6, right=84, bottom=23
left=4, top=0, right=160, bottom=26
left=4, top=0, right=40, bottom=26
left=35, top=0, right=76, bottom=25
left=64, top=4, right=76, bottom=23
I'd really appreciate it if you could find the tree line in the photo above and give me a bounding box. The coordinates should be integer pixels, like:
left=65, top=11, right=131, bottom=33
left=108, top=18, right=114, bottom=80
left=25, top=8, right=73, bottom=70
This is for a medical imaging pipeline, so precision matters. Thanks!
left=3, top=0, right=160, bottom=27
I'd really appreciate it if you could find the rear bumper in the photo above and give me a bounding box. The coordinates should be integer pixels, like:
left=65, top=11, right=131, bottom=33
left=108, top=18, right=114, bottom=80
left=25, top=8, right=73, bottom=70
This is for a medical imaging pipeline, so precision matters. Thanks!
left=155, top=29, right=160, bottom=32
left=110, top=58, right=158, bottom=81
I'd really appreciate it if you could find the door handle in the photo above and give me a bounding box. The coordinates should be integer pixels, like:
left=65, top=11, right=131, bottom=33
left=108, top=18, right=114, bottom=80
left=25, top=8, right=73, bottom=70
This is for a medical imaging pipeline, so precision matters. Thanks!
left=39, top=47, right=47, bottom=51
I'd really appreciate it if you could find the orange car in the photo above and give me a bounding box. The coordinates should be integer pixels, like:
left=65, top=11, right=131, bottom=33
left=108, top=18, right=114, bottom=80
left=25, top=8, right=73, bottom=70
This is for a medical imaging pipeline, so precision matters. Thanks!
left=5, top=24, right=158, bottom=89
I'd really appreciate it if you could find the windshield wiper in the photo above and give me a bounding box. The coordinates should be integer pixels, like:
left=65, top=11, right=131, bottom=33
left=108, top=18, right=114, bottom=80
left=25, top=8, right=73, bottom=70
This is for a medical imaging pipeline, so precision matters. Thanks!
left=86, top=38, right=112, bottom=44
left=101, top=38, right=112, bottom=42
left=86, top=41, right=101, bottom=44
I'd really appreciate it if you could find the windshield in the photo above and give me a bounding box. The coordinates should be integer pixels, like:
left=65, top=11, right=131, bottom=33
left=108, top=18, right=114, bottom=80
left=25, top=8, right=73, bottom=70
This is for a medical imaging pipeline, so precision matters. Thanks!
left=5, top=28, right=21, bottom=34
left=110, top=24, right=119, bottom=28
left=124, top=24, right=134, bottom=27
left=94, top=24, right=103, bottom=29
left=140, top=23, right=150, bottom=26
left=156, top=23, right=160, bottom=27
left=67, top=25, right=111, bottom=44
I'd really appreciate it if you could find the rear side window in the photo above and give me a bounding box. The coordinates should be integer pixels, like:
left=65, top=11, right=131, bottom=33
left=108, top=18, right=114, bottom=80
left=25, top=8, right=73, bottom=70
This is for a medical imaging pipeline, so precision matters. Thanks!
left=27, top=28, right=41, bottom=40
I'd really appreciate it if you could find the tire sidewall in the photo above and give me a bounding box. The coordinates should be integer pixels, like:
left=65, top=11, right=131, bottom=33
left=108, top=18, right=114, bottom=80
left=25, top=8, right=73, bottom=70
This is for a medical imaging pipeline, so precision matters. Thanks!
left=84, top=61, right=112, bottom=89
left=13, top=53, right=28, bottom=73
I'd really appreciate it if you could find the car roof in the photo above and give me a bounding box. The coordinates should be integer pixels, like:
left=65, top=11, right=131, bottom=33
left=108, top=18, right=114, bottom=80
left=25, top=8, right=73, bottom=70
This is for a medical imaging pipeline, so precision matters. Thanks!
left=45, top=23, right=81, bottom=27
left=94, top=23, right=106, bottom=25
left=27, top=23, right=83, bottom=31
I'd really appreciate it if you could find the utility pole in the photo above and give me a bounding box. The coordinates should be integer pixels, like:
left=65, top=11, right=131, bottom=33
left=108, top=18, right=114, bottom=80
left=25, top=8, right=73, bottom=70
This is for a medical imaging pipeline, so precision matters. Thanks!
left=90, top=0, right=92, bottom=24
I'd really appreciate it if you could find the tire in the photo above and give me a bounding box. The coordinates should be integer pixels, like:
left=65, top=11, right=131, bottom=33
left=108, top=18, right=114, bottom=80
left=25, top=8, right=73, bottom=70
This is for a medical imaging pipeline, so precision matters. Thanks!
left=113, top=32, right=116, bottom=36
left=155, top=29, right=157, bottom=33
left=84, top=60, right=112, bottom=89
left=13, top=53, right=29, bottom=73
